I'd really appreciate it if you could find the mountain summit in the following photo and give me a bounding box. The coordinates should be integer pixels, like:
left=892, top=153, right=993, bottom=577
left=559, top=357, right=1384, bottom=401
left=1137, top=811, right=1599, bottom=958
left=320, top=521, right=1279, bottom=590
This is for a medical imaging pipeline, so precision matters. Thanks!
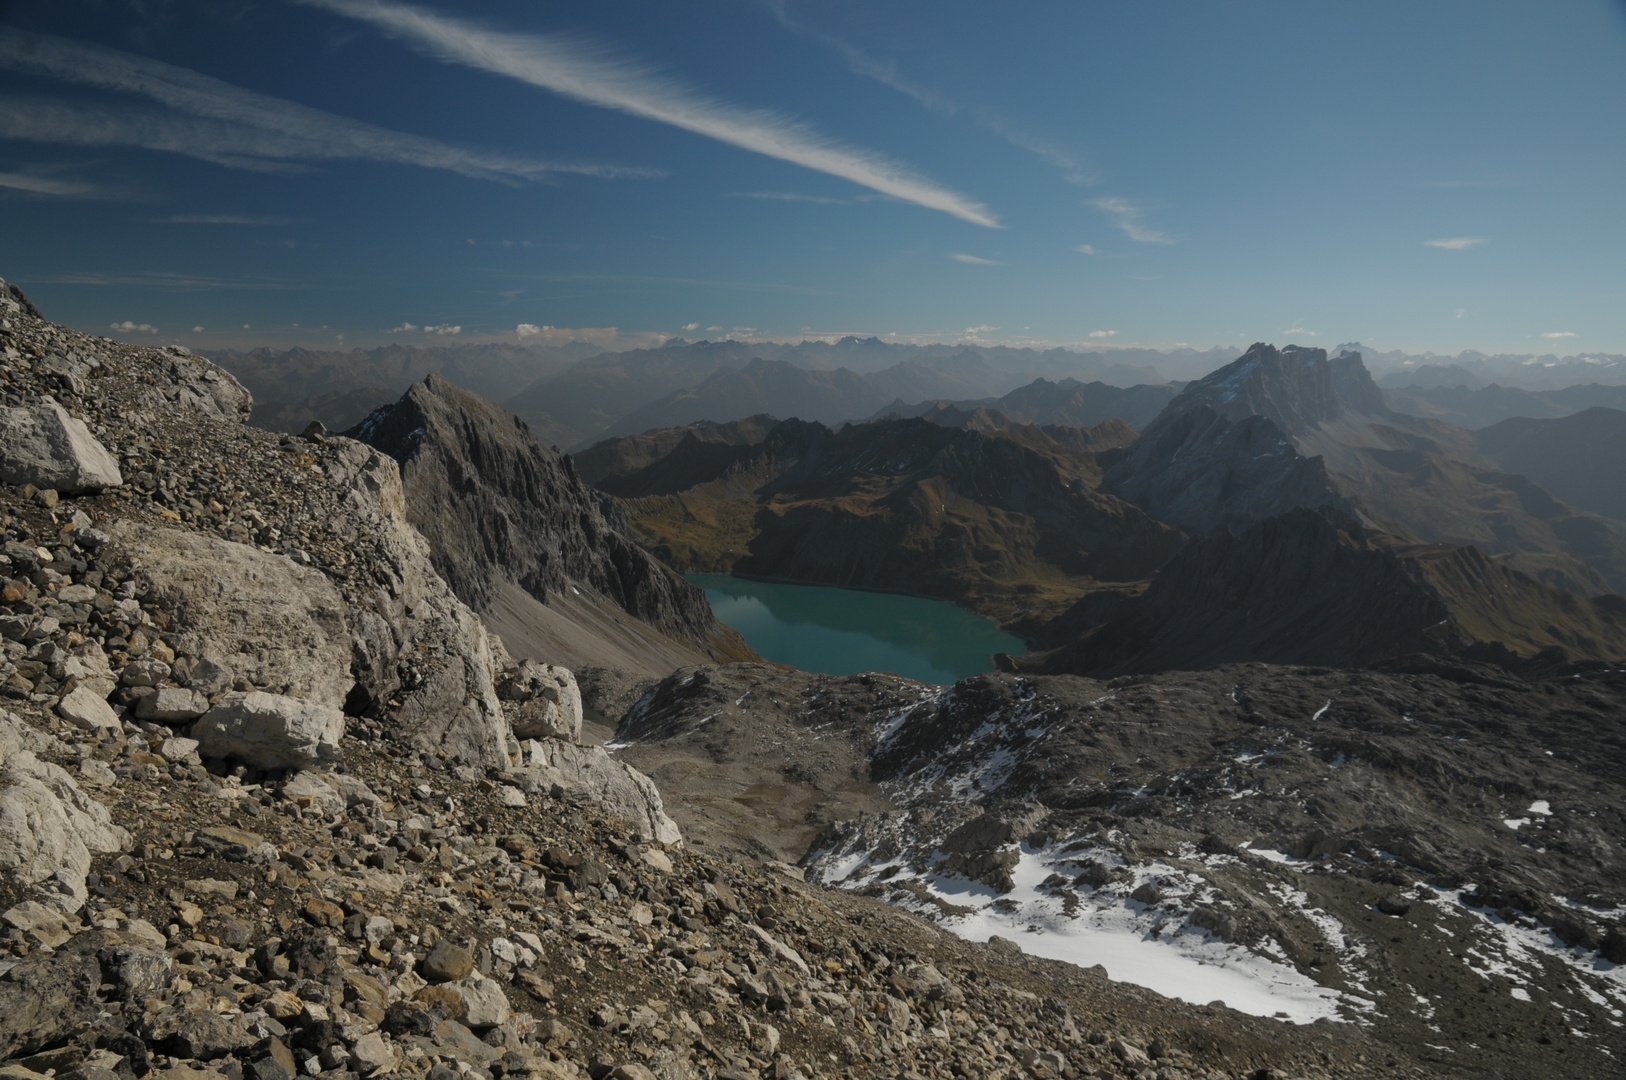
left=1160, top=342, right=1389, bottom=435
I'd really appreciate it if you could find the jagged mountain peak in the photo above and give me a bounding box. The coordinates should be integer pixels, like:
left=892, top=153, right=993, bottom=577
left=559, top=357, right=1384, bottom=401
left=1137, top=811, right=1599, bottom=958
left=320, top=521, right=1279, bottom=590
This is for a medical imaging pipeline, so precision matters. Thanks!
left=1164, top=340, right=1389, bottom=435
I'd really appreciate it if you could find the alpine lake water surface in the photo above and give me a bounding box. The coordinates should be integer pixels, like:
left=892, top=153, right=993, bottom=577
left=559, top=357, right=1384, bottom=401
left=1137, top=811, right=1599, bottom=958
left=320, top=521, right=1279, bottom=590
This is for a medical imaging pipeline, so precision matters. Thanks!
left=688, top=574, right=1025, bottom=685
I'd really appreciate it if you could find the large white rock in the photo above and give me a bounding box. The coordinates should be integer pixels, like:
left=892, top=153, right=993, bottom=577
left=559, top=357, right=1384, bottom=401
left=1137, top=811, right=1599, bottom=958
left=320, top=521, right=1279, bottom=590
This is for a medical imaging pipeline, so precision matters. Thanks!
left=191, top=691, right=344, bottom=769
left=135, top=686, right=210, bottom=722
left=108, top=523, right=353, bottom=709
left=498, top=661, right=582, bottom=743
left=280, top=770, right=346, bottom=816
left=0, top=713, right=129, bottom=912
left=56, top=685, right=119, bottom=731
left=62, top=643, right=116, bottom=698
left=509, top=740, right=681, bottom=846
left=448, top=975, right=510, bottom=1028
left=0, top=399, right=122, bottom=492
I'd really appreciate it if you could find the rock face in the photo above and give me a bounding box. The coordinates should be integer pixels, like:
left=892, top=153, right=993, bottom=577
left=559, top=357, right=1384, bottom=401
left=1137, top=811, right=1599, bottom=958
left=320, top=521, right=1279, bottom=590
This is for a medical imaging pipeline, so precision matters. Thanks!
left=190, top=690, right=345, bottom=769
left=1101, top=405, right=1356, bottom=535
left=345, top=374, right=752, bottom=664
left=1152, top=342, right=1389, bottom=435
left=109, top=522, right=354, bottom=709
left=0, top=399, right=123, bottom=492
left=0, top=712, right=128, bottom=911
left=510, top=738, right=681, bottom=846
left=497, top=660, right=583, bottom=742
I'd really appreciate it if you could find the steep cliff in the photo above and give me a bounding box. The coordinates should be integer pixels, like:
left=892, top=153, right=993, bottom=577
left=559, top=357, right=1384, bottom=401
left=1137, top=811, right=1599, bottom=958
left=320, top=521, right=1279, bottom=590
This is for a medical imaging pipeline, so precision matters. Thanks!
left=346, top=375, right=754, bottom=671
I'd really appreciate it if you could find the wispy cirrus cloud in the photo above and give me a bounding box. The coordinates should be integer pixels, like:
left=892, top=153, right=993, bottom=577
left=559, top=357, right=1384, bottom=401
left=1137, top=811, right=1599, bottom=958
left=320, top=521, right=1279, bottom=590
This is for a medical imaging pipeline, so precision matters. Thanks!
left=0, top=28, right=645, bottom=181
left=949, top=252, right=1000, bottom=265
left=1541, top=331, right=1577, bottom=339
left=159, top=214, right=305, bottom=225
left=1090, top=196, right=1172, bottom=244
left=297, top=0, right=998, bottom=227
left=1424, top=236, right=1487, bottom=250
left=0, top=169, right=120, bottom=199
left=1088, top=329, right=1116, bottom=338
left=727, top=190, right=891, bottom=206
left=763, top=1, right=1094, bottom=186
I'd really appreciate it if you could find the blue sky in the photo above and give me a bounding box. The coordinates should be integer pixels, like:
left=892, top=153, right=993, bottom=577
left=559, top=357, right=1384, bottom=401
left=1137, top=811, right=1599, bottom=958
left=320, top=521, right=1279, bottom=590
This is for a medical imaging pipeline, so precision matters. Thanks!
left=1, top=0, right=1623, bottom=355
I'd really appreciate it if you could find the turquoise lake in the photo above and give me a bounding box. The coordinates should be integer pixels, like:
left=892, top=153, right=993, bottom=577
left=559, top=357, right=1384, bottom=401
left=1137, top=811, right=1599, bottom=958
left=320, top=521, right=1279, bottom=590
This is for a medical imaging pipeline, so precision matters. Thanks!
left=688, top=574, right=1026, bottom=685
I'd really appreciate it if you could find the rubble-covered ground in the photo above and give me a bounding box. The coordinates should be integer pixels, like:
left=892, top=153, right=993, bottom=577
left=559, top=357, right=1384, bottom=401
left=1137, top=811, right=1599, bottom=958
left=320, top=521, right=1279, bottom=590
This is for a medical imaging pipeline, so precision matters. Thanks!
left=613, top=661, right=1626, bottom=1078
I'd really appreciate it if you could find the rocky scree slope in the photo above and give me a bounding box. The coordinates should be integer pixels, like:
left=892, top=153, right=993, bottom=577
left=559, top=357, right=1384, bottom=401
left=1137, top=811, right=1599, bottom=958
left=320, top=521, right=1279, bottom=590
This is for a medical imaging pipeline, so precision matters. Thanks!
left=0, top=279, right=1397, bottom=1080
left=344, top=375, right=752, bottom=666
left=616, top=658, right=1626, bottom=1078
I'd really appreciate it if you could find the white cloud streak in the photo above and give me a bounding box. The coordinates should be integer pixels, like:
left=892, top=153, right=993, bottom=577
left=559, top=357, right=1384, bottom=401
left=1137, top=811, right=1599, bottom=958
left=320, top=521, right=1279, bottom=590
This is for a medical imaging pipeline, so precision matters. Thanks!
left=161, top=214, right=304, bottom=225
left=1541, top=331, right=1577, bottom=339
left=1424, top=237, right=1487, bottom=250
left=0, top=170, right=113, bottom=198
left=1088, top=329, right=1116, bottom=338
left=110, top=320, right=159, bottom=333
left=0, top=28, right=645, bottom=181
left=1090, top=196, right=1172, bottom=244
left=298, top=0, right=998, bottom=227
left=763, top=1, right=1093, bottom=186
left=949, top=252, right=1000, bottom=265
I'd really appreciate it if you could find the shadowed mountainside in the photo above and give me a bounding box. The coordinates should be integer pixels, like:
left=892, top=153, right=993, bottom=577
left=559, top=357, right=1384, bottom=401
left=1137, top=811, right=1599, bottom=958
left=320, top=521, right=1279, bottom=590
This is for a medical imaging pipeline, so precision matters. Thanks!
left=606, top=416, right=1183, bottom=633
left=1027, top=507, right=1626, bottom=677
left=1473, top=407, right=1626, bottom=522
left=1115, top=343, right=1626, bottom=593
left=346, top=374, right=755, bottom=673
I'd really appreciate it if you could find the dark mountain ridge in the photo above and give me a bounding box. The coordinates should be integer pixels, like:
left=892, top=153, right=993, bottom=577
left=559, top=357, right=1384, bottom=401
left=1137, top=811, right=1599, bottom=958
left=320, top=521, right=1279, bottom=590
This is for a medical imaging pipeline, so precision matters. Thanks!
left=345, top=374, right=754, bottom=672
left=610, top=415, right=1183, bottom=632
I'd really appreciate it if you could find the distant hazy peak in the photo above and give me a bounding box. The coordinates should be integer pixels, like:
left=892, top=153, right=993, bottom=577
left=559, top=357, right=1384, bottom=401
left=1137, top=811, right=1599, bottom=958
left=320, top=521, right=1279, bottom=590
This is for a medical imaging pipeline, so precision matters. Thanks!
left=1162, top=340, right=1388, bottom=435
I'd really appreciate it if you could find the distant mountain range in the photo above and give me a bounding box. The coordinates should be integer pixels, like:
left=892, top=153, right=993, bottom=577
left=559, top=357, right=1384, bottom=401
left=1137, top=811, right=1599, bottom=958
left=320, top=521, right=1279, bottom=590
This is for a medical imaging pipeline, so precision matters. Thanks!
left=1383, top=381, right=1626, bottom=428
left=585, top=340, right=1626, bottom=675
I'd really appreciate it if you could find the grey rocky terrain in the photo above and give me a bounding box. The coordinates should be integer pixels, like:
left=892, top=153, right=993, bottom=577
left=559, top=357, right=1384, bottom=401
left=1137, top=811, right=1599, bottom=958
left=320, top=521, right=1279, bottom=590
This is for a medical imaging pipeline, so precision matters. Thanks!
left=0, top=279, right=1434, bottom=1080
left=615, top=659, right=1626, bottom=1078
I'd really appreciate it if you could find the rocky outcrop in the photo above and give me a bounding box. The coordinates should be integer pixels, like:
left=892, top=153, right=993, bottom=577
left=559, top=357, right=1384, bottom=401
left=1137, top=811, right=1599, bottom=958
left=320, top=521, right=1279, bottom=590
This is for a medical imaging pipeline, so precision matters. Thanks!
left=510, top=738, right=681, bottom=846
left=496, top=660, right=583, bottom=742
left=345, top=373, right=751, bottom=663
left=0, top=399, right=123, bottom=492
left=1154, top=342, right=1389, bottom=435
left=0, top=278, right=513, bottom=769
left=190, top=690, right=345, bottom=769
left=109, top=522, right=354, bottom=708
left=0, top=712, right=128, bottom=911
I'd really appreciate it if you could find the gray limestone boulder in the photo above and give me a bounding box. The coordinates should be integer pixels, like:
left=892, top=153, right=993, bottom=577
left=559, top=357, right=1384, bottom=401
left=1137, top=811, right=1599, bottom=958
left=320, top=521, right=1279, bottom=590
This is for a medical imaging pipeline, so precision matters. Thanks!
left=0, top=712, right=129, bottom=911
left=109, top=522, right=353, bottom=709
left=0, top=399, right=122, bottom=492
left=56, top=685, right=120, bottom=731
left=324, top=438, right=512, bottom=768
left=191, top=691, right=344, bottom=769
left=498, top=661, right=582, bottom=743
left=135, top=686, right=210, bottom=723
left=509, top=739, right=681, bottom=846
